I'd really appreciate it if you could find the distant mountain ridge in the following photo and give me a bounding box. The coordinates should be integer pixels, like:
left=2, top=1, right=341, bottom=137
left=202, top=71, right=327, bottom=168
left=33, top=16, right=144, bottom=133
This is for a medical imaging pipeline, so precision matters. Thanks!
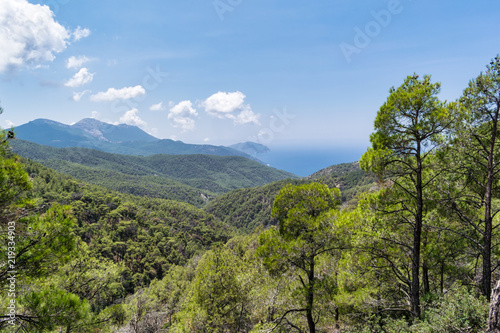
left=15, top=118, right=158, bottom=146
left=72, top=118, right=158, bottom=143
left=230, top=142, right=270, bottom=156
left=14, top=118, right=259, bottom=161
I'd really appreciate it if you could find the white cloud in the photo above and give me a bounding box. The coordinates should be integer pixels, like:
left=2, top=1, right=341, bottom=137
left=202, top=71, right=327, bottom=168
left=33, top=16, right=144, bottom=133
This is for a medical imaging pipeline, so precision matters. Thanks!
left=150, top=102, right=165, bottom=111
left=90, top=85, right=146, bottom=102
left=234, top=108, right=261, bottom=125
left=72, top=26, right=91, bottom=41
left=66, top=55, right=90, bottom=69
left=3, top=120, right=14, bottom=128
left=168, top=100, right=198, bottom=132
left=201, top=91, right=260, bottom=125
left=72, top=90, right=91, bottom=101
left=0, top=0, right=70, bottom=72
left=65, top=68, right=94, bottom=88
left=202, top=91, right=246, bottom=115
left=91, top=111, right=99, bottom=119
left=116, top=109, right=147, bottom=127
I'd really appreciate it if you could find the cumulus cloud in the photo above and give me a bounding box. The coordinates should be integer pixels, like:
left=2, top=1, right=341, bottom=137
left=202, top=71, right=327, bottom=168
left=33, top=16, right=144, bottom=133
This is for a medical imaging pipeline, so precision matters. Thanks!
left=65, top=68, right=94, bottom=88
left=150, top=102, right=165, bottom=111
left=90, top=85, right=146, bottom=102
left=91, top=111, right=99, bottom=119
left=116, top=109, right=147, bottom=127
left=201, top=91, right=260, bottom=125
left=202, top=91, right=246, bottom=116
left=234, top=108, right=261, bottom=125
left=0, top=0, right=71, bottom=72
left=72, top=26, right=91, bottom=41
left=66, top=55, right=90, bottom=69
left=72, top=90, right=90, bottom=101
left=3, top=120, right=14, bottom=128
left=168, top=100, right=198, bottom=132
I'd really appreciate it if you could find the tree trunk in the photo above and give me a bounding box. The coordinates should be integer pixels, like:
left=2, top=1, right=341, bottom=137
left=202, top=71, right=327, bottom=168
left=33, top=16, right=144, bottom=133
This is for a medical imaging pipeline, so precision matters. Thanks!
left=488, top=279, right=500, bottom=332
left=306, top=258, right=316, bottom=333
left=484, top=217, right=493, bottom=300
left=440, top=260, right=445, bottom=294
left=422, top=235, right=430, bottom=295
left=411, top=141, right=423, bottom=318
left=411, top=213, right=422, bottom=318
left=483, top=115, right=498, bottom=301
left=422, top=259, right=430, bottom=296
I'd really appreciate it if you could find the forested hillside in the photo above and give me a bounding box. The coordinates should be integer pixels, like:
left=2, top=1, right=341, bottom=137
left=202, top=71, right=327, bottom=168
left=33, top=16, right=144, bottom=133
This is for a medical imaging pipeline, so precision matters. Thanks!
left=3, top=57, right=500, bottom=332
left=0, top=149, right=234, bottom=331
left=205, top=162, right=374, bottom=232
left=204, top=179, right=304, bottom=231
left=11, top=140, right=297, bottom=206
left=27, top=159, right=232, bottom=287
left=307, top=161, right=376, bottom=202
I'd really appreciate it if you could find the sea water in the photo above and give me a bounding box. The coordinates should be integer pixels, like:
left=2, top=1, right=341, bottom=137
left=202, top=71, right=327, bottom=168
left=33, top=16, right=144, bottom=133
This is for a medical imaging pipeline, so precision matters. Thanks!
left=257, top=146, right=367, bottom=177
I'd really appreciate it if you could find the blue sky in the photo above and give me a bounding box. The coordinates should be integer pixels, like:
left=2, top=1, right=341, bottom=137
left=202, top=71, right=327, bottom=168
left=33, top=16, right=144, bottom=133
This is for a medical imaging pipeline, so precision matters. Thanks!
left=1, top=0, right=499, bottom=151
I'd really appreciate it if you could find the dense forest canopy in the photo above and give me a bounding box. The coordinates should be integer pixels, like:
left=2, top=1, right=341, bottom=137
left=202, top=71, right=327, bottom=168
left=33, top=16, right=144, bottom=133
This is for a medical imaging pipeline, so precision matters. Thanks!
left=2, top=56, right=500, bottom=332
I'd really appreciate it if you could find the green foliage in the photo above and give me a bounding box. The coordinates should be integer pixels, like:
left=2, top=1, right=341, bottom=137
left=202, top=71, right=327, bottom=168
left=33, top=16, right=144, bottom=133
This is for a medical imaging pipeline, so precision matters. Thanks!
left=460, top=55, right=500, bottom=126
left=0, top=127, right=101, bottom=332
left=191, top=245, right=252, bottom=332
left=20, top=286, right=91, bottom=332
left=331, top=207, right=384, bottom=317
left=149, top=263, right=196, bottom=326
left=16, top=159, right=233, bottom=294
left=360, top=73, right=454, bottom=318
left=205, top=165, right=373, bottom=233
left=0, top=137, right=32, bottom=211
left=51, top=243, right=125, bottom=312
left=271, top=182, right=340, bottom=239
left=11, top=140, right=297, bottom=206
left=349, top=286, right=488, bottom=333
left=444, top=55, right=500, bottom=299
left=307, top=162, right=376, bottom=202
left=360, top=73, right=451, bottom=177
left=8, top=205, right=77, bottom=281
left=0, top=136, right=233, bottom=331
left=205, top=179, right=307, bottom=232
left=258, top=183, right=345, bottom=332
left=413, top=286, right=488, bottom=333
left=166, top=233, right=285, bottom=333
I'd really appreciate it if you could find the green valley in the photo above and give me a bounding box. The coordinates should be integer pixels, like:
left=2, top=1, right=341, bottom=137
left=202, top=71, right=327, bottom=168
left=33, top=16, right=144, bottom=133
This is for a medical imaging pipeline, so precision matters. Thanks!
left=11, top=139, right=297, bottom=206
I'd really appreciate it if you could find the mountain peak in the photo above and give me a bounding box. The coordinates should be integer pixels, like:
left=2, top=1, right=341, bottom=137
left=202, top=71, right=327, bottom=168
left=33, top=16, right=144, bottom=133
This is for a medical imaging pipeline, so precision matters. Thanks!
left=29, top=118, right=70, bottom=127
left=73, top=117, right=105, bottom=127
left=72, top=118, right=112, bottom=142
left=15, top=117, right=158, bottom=147
left=71, top=118, right=158, bottom=143
left=74, top=118, right=137, bottom=129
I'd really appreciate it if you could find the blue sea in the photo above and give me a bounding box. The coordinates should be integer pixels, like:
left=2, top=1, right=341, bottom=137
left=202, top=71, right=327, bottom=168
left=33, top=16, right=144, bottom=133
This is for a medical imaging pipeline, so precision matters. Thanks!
left=256, top=146, right=367, bottom=177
